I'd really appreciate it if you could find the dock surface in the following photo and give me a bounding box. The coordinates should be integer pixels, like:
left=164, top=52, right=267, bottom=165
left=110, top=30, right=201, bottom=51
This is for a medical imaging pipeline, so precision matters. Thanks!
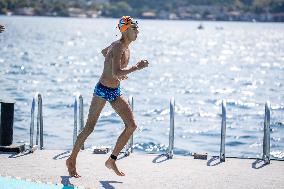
left=0, top=150, right=283, bottom=189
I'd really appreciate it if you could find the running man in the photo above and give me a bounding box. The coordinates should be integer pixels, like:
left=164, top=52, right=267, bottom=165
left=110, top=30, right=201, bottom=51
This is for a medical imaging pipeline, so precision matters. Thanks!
left=66, top=16, right=149, bottom=177
left=0, top=24, right=5, bottom=33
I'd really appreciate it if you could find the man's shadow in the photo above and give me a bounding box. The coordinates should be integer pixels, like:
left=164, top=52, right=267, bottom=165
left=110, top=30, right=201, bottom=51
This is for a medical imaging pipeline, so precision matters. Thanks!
left=61, top=176, right=123, bottom=189
left=60, top=176, right=76, bottom=188
left=100, top=181, right=123, bottom=189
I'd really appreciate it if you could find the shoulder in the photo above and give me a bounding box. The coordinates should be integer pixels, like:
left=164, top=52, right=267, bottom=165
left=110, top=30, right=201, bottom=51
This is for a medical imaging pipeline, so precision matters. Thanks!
left=112, top=41, right=124, bottom=50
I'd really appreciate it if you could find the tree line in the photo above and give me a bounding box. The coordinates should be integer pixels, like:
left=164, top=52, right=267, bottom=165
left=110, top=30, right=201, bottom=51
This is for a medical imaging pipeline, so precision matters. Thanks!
left=0, top=0, right=283, bottom=18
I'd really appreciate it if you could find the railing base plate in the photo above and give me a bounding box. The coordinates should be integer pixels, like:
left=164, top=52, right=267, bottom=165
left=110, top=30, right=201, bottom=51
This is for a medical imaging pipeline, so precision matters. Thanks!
left=93, top=148, right=110, bottom=154
left=194, top=152, right=208, bottom=160
left=0, top=143, right=25, bottom=153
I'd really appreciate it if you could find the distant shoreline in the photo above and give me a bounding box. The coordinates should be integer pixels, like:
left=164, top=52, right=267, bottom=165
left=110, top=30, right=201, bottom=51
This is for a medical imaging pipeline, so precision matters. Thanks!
left=1, top=14, right=284, bottom=24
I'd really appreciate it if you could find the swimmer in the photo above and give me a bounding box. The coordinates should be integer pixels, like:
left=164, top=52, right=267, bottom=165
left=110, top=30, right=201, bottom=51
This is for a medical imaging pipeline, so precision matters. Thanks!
left=66, top=16, right=149, bottom=177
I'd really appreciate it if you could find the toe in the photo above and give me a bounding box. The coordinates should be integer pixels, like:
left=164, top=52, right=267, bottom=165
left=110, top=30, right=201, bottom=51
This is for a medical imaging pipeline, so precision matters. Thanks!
left=116, top=170, right=125, bottom=176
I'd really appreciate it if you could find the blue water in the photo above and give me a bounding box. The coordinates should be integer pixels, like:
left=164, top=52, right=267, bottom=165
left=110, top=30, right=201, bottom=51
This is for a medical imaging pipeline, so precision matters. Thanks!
left=0, top=16, right=283, bottom=159
left=0, top=176, right=76, bottom=189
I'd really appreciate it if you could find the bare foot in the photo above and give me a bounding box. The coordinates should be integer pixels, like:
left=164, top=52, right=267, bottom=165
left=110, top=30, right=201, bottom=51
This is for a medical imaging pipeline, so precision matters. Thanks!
left=66, top=158, right=81, bottom=178
left=105, top=158, right=125, bottom=176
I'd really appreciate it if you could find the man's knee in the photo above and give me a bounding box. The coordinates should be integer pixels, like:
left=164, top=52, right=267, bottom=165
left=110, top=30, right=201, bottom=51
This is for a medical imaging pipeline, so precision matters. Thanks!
left=88, top=107, right=100, bottom=118
left=126, top=123, right=137, bottom=132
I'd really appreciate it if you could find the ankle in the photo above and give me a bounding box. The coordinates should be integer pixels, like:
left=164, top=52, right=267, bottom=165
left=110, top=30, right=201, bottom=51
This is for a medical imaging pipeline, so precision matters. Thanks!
left=109, top=154, right=117, bottom=161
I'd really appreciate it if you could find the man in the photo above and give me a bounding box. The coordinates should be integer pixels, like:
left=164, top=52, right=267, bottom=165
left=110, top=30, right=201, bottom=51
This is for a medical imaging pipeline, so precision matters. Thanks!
left=0, top=25, right=5, bottom=33
left=66, top=16, right=149, bottom=177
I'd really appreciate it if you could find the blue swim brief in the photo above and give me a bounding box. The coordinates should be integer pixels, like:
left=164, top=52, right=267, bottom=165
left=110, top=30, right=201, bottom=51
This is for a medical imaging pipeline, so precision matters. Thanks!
left=94, top=82, right=121, bottom=102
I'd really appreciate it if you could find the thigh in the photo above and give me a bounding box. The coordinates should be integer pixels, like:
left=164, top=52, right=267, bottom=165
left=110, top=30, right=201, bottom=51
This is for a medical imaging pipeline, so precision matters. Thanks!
left=87, top=96, right=106, bottom=120
left=110, top=95, right=135, bottom=126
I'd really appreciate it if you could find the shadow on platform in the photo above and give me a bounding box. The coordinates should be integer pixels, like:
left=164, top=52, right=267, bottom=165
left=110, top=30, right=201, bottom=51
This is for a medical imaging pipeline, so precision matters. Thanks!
left=207, top=156, right=223, bottom=166
left=53, top=150, right=71, bottom=160
left=251, top=159, right=269, bottom=169
left=0, top=150, right=31, bottom=158
left=100, top=180, right=123, bottom=189
left=152, top=154, right=170, bottom=164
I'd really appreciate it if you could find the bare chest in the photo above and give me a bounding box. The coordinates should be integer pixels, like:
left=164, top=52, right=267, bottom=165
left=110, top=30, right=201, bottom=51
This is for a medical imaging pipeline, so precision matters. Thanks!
left=121, top=49, right=130, bottom=68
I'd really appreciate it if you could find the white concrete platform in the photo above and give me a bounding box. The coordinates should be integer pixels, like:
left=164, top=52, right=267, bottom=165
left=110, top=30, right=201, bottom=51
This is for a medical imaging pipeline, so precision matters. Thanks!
left=0, top=150, right=283, bottom=189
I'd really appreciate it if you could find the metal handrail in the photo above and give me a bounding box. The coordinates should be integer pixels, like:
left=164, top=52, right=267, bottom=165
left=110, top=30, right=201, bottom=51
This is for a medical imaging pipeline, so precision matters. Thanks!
left=220, top=100, right=226, bottom=162
left=73, top=94, right=84, bottom=150
left=166, top=97, right=175, bottom=159
left=26, top=92, right=274, bottom=161
left=262, top=101, right=270, bottom=164
left=124, top=96, right=134, bottom=156
left=29, top=92, right=43, bottom=152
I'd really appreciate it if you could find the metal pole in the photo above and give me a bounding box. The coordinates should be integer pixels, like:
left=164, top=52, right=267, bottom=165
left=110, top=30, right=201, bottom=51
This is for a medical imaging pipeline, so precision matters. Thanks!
left=167, top=97, right=175, bottom=159
left=30, top=97, right=35, bottom=149
left=79, top=95, right=84, bottom=150
left=220, top=100, right=226, bottom=162
left=36, top=95, right=39, bottom=146
left=127, top=96, right=134, bottom=154
left=30, top=93, right=43, bottom=151
left=73, top=97, right=78, bottom=147
left=263, top=101, right=270, bottom=164
left=38, top=94, right=43, bottom=149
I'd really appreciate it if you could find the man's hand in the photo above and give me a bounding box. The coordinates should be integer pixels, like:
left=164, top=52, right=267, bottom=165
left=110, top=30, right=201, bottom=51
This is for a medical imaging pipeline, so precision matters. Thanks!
left=0, top=25, right=5, bottom=33
left=135, top=60, right=149, bottom=70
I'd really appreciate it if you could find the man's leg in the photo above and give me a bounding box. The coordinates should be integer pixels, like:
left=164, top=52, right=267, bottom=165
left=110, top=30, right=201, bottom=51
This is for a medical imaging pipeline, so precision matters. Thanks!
left=66, top=96, right=106, bottom=177
left=105, top=96, right=137, bottom=176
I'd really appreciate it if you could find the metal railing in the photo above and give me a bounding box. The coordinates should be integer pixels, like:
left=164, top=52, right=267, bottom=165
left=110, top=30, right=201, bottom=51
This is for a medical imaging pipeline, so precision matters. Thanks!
left=29, top=92, right=43, bottom=152
left=124, top=96, right=134, bottom=156
left=73, top=94, right=84, bottom=150
left=262, top=101, right=271, bottom=164
left=26, top=92, right=274, bottom=161
left=220, top=100, right=226, bottom=162
left=166, top=97, right=175, bottom=159
left=218, top=100, right=272, bottom=162
left=124, top=96, right=176, bottom=159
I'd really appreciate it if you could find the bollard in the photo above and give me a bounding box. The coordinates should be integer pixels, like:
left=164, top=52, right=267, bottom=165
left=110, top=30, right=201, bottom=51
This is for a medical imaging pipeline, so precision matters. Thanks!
left=0, top=101, right=15, bottom=146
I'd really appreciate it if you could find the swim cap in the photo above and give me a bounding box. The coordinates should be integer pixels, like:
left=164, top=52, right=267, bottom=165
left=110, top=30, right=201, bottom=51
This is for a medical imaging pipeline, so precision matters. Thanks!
left=118, top=16, right=138, bottom=32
